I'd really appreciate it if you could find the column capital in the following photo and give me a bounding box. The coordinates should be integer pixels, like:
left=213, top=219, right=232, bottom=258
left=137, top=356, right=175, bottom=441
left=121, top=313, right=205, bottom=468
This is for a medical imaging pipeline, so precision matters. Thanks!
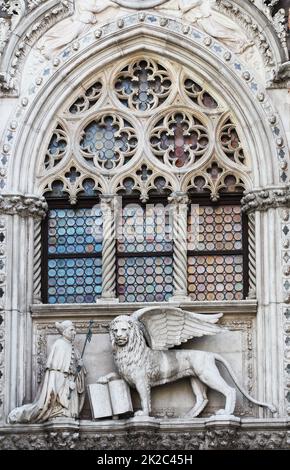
left=168, top=192, right=189, bottom=205
left=0, top=193, right=48, bottom=219
left=241, top=185, right=290, bottom=213
left=100, top=194, right=120, bottom=213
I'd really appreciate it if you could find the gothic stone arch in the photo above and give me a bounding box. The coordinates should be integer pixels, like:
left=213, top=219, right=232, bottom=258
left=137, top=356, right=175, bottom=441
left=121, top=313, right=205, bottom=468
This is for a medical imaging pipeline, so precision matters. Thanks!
left=0, top=5, right=290, bottom=450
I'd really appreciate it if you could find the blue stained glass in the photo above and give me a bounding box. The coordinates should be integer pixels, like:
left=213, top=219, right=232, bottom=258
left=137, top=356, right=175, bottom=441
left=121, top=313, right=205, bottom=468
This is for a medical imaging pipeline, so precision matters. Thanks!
left=117, top=256, right=173, bottom=302
left=47, top=257, right=102, bottom=304
left=117, top=205, right=172, bottom=253
left=48, top=207, right=103, bottom=255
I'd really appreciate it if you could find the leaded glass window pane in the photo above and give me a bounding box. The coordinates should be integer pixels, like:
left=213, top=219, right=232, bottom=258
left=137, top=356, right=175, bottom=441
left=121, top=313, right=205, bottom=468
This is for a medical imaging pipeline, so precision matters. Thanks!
left=187, top=198, right=247, bottom=301
left=44, top=204, right=103, bottom=304
left=117, top=201, right=173, bottom=302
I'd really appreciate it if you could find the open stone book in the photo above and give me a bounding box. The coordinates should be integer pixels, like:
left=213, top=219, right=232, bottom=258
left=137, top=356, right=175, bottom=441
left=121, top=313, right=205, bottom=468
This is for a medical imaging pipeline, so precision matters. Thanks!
left=88, top=379, right=133, bottom=419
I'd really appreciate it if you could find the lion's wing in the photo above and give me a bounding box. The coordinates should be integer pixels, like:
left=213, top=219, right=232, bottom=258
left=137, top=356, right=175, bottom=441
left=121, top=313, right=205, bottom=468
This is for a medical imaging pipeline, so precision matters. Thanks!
left=132, top=307, right=224, bottom=350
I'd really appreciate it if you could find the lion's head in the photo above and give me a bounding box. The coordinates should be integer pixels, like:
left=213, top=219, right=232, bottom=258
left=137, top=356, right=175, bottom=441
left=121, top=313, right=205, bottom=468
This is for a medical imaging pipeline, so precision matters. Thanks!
left=110, top=315, right=133, bottom=347
left=109, top=315, right=147, bottom=372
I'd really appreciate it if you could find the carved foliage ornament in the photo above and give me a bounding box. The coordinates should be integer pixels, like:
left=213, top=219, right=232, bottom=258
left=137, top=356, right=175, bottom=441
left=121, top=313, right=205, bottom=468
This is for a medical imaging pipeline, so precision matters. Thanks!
left=0, top=194, right=48, bottom=218
left=241, top=186, right=290, bottom=213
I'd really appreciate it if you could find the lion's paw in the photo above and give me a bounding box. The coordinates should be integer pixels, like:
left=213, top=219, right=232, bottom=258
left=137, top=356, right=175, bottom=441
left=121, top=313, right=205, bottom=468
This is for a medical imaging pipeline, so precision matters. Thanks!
left=134, top=410, right=149, bottom=417
left=96, top=376, right=109, bottom=384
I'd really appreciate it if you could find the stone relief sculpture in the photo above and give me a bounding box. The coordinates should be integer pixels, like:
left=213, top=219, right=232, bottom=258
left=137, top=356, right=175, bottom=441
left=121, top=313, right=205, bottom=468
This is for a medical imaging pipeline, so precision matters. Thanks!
left=0, top=0, right=25, bottom=55
left=98, top=307, right=276, bottom=418
left=35, top=0, right=254, bottom=60
left=37, top=0, right=119, bottom=59
left=155, top=0, right=253, bottom=54
left=8, top=321, right=86, bottom=424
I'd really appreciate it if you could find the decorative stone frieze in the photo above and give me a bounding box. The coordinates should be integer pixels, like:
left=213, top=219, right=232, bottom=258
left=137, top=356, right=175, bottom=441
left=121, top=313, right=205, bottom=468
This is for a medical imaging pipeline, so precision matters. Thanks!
left=241, top=186, right=290, bottom=213
left=0, top=216, right=6, bottom=423
left=0, top=194, right=48, bottom=218
left=0, top=420, right=288, bottom=450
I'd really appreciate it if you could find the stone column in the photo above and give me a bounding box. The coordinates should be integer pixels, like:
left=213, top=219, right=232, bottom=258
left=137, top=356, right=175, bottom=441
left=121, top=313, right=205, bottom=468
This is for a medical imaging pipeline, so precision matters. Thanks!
left=242, top=186, right=290, bottom=417
left=169, top=192, right=191, bottom=302
left=98, top=195, right=119, bottom=303
left=247, top=212, right=256, bottom=299
left=0, top=194, right=47, bottom=421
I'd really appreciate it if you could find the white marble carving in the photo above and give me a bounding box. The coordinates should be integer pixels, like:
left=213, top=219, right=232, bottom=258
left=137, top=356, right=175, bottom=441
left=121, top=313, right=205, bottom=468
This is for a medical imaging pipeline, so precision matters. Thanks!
left=88, top=377, right=133, bottom=419
left=113, top=0, right=169, bottom=7
left=155, top=0, right=253, bottom=54
left=8, top=321, right=86, bottom=423
left=99, top=307, right=276, bottom=418
left=0, top=0, right=25, bottom=55
left=37, top=0, right=119, bottom=59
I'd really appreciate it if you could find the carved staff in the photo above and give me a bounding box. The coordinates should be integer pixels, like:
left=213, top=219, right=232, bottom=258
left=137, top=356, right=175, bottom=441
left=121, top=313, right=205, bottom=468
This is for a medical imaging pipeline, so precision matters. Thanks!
left=68, top=320, right=94, bottom=399
left=77, top=319, right=94, bottom=373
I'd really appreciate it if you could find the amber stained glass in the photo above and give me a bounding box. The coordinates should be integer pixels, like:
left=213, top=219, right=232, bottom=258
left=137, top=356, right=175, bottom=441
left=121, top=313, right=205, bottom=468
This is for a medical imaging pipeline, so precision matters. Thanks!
left=187, top=204, right=244, bottom=300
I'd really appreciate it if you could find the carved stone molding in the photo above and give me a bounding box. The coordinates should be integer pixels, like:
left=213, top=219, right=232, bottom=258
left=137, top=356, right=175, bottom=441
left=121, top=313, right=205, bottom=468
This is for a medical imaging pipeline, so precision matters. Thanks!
left=241, top=186, right=290, bottom=213
left=27, top=0, right=48, bottom=11
left=0, top=0, right=73, bottom=95
left=113, top=0, right=168, bottom=7
left=0, top=215, right=6, bottom=423
left=0, top=421, right=288, bottom=449
left=281, top=208, right=290, bottom=415
left=215, top=1, right=271, bottom=67
left=0, top=194, right=48, bottom=218
left=272, top=61, right=290, bottom=88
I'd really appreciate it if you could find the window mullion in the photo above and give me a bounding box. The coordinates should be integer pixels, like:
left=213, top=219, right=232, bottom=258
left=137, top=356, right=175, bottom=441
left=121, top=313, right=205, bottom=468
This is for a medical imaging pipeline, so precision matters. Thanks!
left=169, top=192, right=191, bottom=302
left=100, top=195, right=119, bottom=302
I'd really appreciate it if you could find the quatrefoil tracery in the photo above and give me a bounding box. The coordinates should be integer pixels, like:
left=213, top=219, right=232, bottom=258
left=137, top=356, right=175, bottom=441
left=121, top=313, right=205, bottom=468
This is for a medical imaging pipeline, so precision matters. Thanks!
left=150, top=111, right=209, bottom=169
left=79, top=114, right=138, bottom=171
left=114, top=58, right=172, bottom=112
left=40, top=56, right=249, bottom=201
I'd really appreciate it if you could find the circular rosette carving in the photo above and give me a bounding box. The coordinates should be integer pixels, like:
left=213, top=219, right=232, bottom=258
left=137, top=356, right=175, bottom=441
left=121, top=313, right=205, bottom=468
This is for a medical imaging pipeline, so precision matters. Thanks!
left=150, top=111, right=209, bottom=169
left=114, top=59, right=172, bottom=112
left=79, top=114, right=138, bottom=171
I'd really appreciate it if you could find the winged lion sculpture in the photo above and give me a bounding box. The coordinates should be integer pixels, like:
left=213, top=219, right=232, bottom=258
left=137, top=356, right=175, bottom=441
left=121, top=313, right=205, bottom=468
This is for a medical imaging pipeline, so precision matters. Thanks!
left=98, top=307, right=276, bottom=418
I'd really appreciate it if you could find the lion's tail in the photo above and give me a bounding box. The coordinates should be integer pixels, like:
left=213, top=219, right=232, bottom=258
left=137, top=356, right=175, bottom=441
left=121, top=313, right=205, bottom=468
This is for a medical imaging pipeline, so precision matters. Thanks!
left=214, top=354, right=277, bottom=414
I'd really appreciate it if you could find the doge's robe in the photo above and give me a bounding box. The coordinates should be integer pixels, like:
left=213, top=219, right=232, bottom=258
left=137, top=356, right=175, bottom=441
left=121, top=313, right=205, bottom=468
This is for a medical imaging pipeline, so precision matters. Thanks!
left=8, top=337, right=85, bottom=424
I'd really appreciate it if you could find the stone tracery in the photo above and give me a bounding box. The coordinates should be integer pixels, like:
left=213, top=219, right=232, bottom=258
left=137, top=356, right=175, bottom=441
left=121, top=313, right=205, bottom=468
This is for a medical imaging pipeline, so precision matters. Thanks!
left=0, top=0, right=289, bottom=441
left=39, top=57, right=248, bottom=201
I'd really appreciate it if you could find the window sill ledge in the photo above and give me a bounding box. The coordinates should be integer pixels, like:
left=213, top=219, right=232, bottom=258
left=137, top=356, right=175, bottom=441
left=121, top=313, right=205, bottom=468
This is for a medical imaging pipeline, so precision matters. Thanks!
left=31, top=299, right=257, bottom=319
